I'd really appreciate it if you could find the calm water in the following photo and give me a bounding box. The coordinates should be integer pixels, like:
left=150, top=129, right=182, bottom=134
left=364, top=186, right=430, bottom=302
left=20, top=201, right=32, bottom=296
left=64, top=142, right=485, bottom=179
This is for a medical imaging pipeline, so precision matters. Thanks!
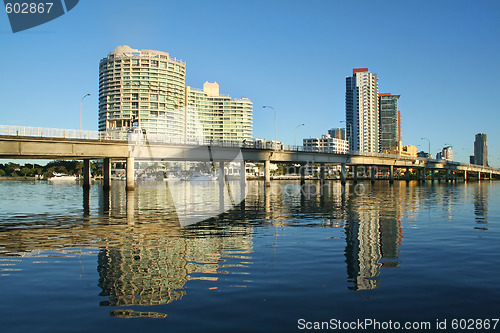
left=0, top=179, right=499, bottom=332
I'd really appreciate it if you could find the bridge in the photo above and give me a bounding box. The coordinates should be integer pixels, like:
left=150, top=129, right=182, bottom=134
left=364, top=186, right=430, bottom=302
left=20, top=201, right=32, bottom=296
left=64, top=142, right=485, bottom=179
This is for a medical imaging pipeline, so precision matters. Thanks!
left=1, top=125, right=498, bottom=190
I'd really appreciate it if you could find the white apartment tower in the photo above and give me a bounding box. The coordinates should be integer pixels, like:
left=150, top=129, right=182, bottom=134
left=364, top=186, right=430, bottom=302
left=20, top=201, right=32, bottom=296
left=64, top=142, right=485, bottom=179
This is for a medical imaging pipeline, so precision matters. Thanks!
left=99, top=45, right=186, bottom=136
left=345, top=68, right=379, bottom=153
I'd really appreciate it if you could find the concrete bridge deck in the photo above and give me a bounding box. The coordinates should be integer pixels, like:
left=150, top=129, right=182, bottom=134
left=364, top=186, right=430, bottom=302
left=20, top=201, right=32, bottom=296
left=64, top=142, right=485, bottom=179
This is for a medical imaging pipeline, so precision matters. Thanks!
left=0, top=134, right=498, bottom=190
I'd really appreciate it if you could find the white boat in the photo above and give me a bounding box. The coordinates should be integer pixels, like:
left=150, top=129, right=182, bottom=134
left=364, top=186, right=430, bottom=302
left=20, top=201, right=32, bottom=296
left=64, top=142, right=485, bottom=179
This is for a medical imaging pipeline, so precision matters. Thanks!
left=186, top=173, right=216, bottom=181
left=47, top=173, right=77, bottom=182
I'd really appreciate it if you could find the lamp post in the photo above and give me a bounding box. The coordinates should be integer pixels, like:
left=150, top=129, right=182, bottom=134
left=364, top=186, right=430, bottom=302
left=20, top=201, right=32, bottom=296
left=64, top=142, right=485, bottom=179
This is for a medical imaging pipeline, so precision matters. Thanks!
left=294, top=123, right=305, bottom=147
left=262, top=105, right=277, bottom=144
left=421, top=137, right=430, bottom=158
left=80, top=93, right=91, bottom=131
left=340, top=120, right=352, bottom=151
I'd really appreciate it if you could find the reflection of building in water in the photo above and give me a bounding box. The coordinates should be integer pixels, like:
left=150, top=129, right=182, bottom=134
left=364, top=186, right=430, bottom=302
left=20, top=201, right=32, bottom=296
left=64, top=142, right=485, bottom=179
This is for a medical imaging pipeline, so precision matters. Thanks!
left=344, top=185, right=403, bottom=291
left=98, top=228, right=253, bottom=307
left=474, top=183, right=488, bottom=228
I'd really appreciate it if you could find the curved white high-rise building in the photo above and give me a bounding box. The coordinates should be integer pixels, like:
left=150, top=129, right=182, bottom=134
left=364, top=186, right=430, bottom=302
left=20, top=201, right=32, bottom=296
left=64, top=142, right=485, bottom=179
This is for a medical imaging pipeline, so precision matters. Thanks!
left=98, top=45, right=186, bottom=136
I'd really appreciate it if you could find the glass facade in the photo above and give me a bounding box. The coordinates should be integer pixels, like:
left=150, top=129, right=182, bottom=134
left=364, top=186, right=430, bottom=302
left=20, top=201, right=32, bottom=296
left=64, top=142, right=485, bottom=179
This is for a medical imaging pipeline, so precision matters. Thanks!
left=379, top=94, right=400, bottom=153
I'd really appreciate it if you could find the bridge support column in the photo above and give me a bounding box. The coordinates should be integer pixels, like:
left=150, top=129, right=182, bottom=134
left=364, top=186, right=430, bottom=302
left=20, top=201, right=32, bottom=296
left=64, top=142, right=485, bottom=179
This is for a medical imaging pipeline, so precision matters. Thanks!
left=405, top=168, right=410, bottom=182
left=83, top=159, right=91, bottom=190
left=353, top=166, right=358, bottom=183
left=103, top=158, right=111, bottom=190
left=219, top=162, right=225, bottom=212
left=371, top=166, right=376, bottom=183
left=421, top=167, right=426, bottom=183
left=490, top=172, right=493, bottom=180
left=340, top=163, right=346, bottom=184
left=264, top=160, right=271, bottom=187
left=478, top=172, right=481, bottom=181
left=464, top=170, right=467, bottom=182
left=389, top=165, right=394, bottom=184
left=320, top=163, right=325, bottom=187
left=445, top=169, right=450, bottom=182
left=126, top=157, right=135, bottom=191
left=240, top=161, right=246, bottom=197
left=300, top=163, right=306, bottom=186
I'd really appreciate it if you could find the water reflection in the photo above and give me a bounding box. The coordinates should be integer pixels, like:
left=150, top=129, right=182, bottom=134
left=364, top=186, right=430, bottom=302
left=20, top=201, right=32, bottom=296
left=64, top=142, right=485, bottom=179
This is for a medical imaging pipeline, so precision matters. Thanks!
left=98, top=228, right=253, bottom=307
left=0, top=180, right=494, bottom=311
left=344, top=183, right=404, bottom=291
left=474, top=183, right=488, bottom=228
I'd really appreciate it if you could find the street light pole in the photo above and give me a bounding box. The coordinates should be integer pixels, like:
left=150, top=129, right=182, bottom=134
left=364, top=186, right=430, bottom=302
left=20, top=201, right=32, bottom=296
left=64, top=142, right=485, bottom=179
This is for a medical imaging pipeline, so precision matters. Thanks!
left=340, top=120, right=352, bottom=151
left=421, top=137, right=430, bottom=158
left=294, top=123, right=305, bottom=147
left=263, top=105, right=277, bottom=143
left=80, top=93, right=91, bottom=131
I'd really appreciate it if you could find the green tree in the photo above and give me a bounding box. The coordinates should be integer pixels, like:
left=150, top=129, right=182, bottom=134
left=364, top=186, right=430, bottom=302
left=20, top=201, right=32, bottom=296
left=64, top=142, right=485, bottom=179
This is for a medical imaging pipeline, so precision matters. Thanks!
left=20, top=167, right=33, bottom=177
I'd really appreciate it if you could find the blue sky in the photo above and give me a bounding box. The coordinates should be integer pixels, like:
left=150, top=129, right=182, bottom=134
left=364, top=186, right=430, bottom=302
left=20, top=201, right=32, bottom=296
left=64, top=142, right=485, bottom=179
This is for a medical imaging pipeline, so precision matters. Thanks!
left=1, top=0, right=499, bottom=166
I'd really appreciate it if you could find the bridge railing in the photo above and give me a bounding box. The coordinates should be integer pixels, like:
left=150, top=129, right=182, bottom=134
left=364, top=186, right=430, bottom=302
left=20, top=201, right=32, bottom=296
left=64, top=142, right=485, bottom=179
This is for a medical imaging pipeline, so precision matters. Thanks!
left=0, top=125, right=99, bottom=140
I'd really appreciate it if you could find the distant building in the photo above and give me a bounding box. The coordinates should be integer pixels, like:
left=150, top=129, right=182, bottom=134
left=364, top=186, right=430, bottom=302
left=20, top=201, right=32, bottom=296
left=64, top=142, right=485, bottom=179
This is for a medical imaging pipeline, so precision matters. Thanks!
left=378, top=93, right=401, bottom=153
left=346, top=68, right=379, bottom=153
left=303, top=134, right=349, bottom=153
left=470, top=155, right=475, bottom=164
left=474, top=133, right=488, bottom=166
left=443, top=146, right=453, bottom=161
left=399, top=142, right=417, bottom=157
left=417, top=151, right=431, bottom=159
left=186, top=82, right=253, bottom=143
left=328, top=127, right=346, bottom=140
left=436, top=146, right=453, bottom=161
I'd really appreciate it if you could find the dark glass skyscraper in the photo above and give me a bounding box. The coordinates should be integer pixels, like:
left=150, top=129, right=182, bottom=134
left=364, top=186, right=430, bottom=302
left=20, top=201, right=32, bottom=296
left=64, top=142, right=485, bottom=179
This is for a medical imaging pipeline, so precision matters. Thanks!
left=378, top=93, right=400, bottom=153
left=474, top=133, right=488, bottom=166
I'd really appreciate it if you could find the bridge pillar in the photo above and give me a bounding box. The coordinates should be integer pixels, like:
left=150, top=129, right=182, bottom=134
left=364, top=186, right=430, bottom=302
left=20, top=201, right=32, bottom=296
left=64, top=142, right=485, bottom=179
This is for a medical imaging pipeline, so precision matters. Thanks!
left=264, top=160, right=271, bottom=187
left=219, top=162, right=225, bottom=212
left=83, top=159, right=91, bottom=190
left=126, top=157, right=135, bottom=191
left=371, top=166, right=376, bottom=183
left=240, top=161, right=246, bottom=196
left=320, top=163, right=325, bottom=187
left=478, top=172, right=481, bottom=181
left=464, top=170, right=467, bottom=182
left=389, top=165, right=394, bottom=184
left=490, top=172, right=493, bottom=180
left=300, top=163, right=306, bottom=186
left=340, top=163, right=346, bottom=184
left=352, top=166, right=358, bottom=183
left=103, top=158, right=111, bottom=190
left=445, top=169, right=450, bottom=182
left=421, top=167, right=426, bottom=183
left=405, top=168, right=410, bottom=182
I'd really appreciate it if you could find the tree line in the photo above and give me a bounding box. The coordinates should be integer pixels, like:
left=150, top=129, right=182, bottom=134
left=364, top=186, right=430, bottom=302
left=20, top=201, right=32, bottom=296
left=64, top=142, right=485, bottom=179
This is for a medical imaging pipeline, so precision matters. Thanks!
left=0, top=160, right=98, bottom=179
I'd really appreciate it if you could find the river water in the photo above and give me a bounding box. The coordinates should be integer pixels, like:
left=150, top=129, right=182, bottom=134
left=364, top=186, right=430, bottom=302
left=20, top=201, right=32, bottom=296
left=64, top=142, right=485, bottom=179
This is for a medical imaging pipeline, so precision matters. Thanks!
left=0, top=179, right=498, bottom=332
